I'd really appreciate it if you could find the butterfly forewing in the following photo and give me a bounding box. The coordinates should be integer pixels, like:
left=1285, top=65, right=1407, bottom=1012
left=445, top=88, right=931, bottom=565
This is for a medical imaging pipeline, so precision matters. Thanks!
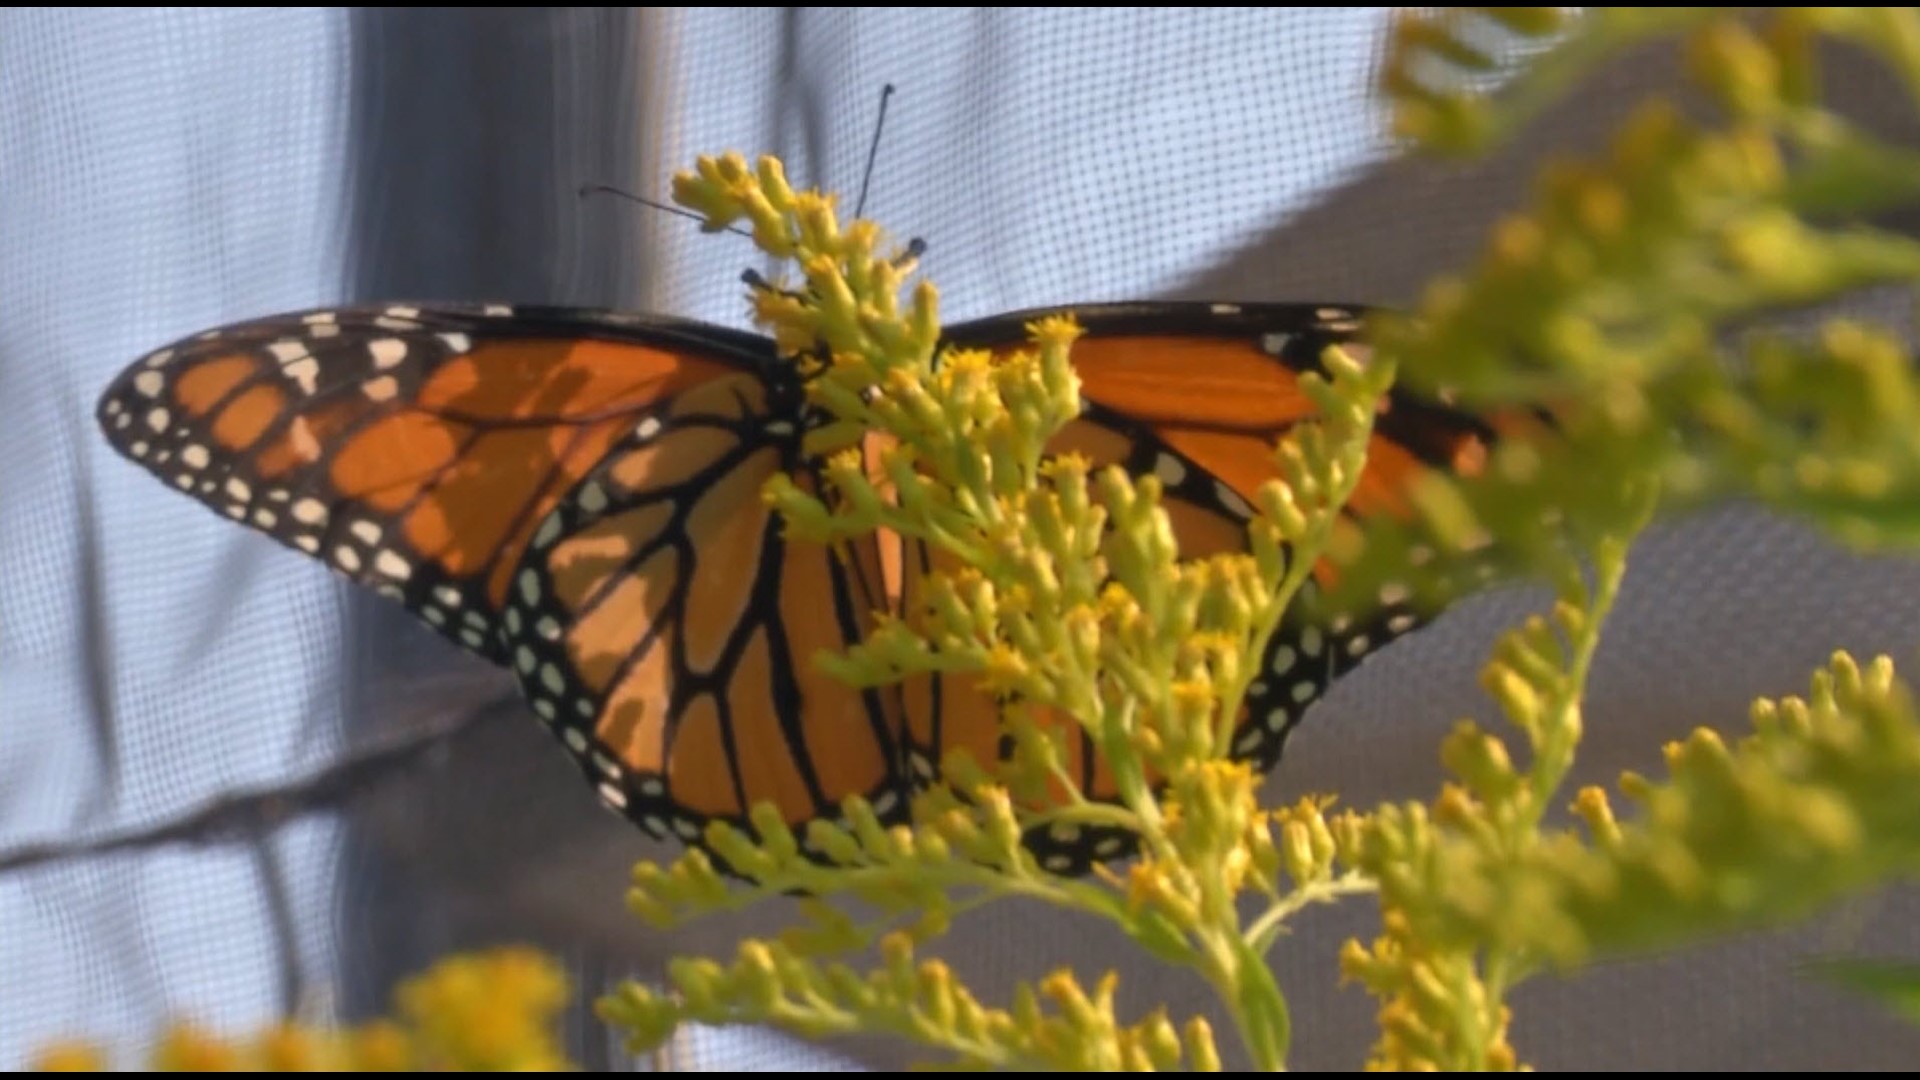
left=98, top=301, right=909, bottom=858
left=96, top=304, right=776, bottom=662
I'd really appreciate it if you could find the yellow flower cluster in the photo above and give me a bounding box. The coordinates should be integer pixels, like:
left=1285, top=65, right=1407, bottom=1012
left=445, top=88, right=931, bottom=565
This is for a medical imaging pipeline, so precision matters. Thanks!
left=33, top=947, right=572, bottom=1072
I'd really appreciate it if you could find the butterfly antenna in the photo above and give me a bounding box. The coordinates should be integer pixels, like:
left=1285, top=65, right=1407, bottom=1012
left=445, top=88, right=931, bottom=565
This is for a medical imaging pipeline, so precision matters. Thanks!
left=854, top=84, right=896, bottom=220
left=578, top=183, right=755, bottom=240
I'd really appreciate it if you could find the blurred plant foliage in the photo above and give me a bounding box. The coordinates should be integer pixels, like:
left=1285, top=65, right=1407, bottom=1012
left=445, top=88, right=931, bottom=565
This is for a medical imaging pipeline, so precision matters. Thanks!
left=33, top=947, right=573, bottom=1072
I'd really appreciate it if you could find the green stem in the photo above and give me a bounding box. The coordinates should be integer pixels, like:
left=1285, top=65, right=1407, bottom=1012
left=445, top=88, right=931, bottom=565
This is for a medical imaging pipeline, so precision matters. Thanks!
left=1225, top=935, right=1291, bottom=1070
left=1247, top=872, right=1378, bottom=956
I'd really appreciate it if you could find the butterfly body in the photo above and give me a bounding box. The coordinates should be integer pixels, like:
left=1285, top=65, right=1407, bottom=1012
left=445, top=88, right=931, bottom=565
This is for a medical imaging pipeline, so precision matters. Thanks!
left=98, top=299, right=1490, bottom=872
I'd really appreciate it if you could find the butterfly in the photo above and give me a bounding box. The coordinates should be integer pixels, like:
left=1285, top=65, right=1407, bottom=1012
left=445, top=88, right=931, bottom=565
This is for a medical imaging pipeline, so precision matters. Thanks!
left=96, top=298, right=1495, bottom=875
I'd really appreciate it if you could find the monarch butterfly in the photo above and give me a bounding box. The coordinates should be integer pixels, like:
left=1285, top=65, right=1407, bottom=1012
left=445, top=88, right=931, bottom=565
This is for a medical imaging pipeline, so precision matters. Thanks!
left=95, top=298, right=1493, bottom=875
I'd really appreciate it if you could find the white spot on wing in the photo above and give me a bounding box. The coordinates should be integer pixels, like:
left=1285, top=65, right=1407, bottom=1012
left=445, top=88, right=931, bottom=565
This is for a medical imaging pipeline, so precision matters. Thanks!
left=483, top=304, right=513, bottom=317
left=226, top=479, right=251, bottom=502
left=334, top=545, right=362, bottom=572
left=433, top=585, right=462, bottom=608
left=362, top=375, right=399, bottom=402
left=368, top=338, right=407, bottom=369
left=531, top=515, right=561, bottom=549
left=350, top=520, right=382, bottom=545
left=180, top=444, right=210, bottom=470
left=145, top=407, right=170, bottom=433
left=374, top=549, right=411, bottom=581
left=1270, top=644, right=1296, bottom=675
left=283, top=356, right=319, bottom=395
left=437, top=332, right=471, bottom=353
left=1211, top=303, right=1242, bottom=315
left=133, top=371, right=164, bottom=398
left=518, top=569, right=542, bottom=605
left=1154, top=454, right=1186, bottom=486
left=598, top=783, right=628, bottom=810
left=268, top=340, right=310, bottom=364
left=1300, top=627, right=1323, bottom=656
left=292, top=499, right=328, bottom=525
left=635, top=416, right=662, bottom=440
left=1215, top=482, right=1254, bottom=519
left=293, top=535, right=320, bottom=553
left=375, top=316, right=421, bottom=332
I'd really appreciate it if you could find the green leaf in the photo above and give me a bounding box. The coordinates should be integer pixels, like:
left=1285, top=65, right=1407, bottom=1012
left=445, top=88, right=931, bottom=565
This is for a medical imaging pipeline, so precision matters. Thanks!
left=1803, top=956, right=1920, bottom=1025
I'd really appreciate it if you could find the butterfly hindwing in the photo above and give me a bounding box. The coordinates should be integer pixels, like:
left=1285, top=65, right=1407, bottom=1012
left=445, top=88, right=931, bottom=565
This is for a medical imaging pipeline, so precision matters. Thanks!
left=499, top=371, right=906, bottom=845
left=899, top=303, right=1494, bottom=872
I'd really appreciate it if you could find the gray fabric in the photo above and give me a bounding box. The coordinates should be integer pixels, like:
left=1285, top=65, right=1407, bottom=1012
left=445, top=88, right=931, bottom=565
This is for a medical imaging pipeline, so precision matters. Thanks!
left=5, top=8, right=1920, bottom=1071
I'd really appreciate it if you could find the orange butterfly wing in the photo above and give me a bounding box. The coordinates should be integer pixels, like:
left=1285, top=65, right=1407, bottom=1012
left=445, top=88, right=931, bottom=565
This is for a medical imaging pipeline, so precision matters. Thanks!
left=101, top=298, right=1495, bottom=876
left=902, top=303, right=1495, bottom=872
left=98, top=303, right=905, bottom=853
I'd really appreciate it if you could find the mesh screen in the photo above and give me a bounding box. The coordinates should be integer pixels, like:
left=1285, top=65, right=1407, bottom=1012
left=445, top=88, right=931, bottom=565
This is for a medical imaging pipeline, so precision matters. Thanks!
left=5, top=8, right=1920, bottom=1071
